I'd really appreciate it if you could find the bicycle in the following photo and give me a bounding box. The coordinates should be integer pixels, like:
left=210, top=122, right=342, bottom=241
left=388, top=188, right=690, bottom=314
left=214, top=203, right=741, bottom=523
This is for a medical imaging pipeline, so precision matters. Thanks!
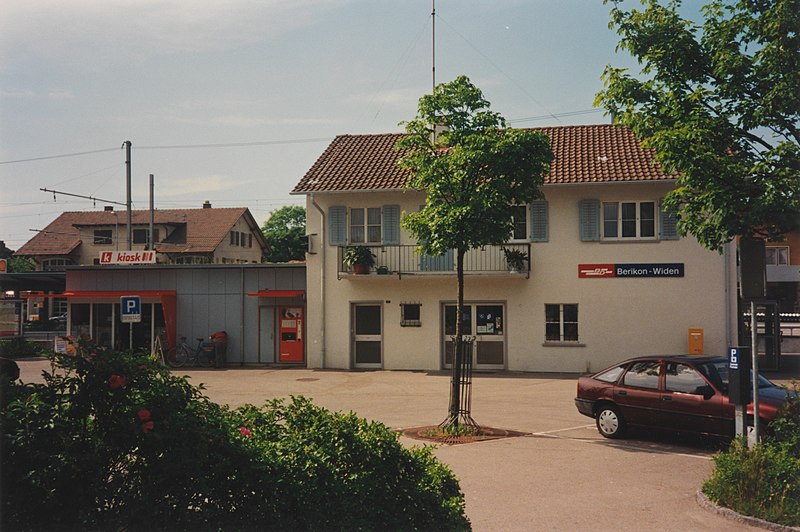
left=165, top=336, right=216, bottom=368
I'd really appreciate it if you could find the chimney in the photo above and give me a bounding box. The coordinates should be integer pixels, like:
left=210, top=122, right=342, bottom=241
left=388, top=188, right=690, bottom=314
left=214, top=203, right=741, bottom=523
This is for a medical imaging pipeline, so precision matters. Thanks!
left=104, top=206, right=114, bottom=212
left=203, top=201, right=212, bottom=209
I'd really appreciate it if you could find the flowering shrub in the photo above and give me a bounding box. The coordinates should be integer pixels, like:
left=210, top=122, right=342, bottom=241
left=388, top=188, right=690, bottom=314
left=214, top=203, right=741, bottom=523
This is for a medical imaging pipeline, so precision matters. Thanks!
left=1, top=343, right=470, bottom=531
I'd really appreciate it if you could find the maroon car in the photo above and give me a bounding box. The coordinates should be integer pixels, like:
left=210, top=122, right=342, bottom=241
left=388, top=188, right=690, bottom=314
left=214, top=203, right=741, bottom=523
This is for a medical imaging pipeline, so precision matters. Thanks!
left=575, top=355, right=791, bottom=439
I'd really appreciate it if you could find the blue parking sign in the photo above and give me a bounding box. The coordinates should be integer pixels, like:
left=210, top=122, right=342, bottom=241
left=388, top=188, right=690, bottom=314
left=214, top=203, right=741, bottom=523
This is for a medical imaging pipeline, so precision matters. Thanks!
left=729, top=347, right=739, bottom=370
left=120, top=296, right=141, bottom=323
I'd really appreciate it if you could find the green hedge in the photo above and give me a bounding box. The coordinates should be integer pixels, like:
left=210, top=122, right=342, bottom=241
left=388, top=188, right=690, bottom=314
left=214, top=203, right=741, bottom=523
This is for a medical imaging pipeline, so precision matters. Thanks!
left=1, top=346, right=470, bottom=531
left=702, top=383, right=800, bottom=527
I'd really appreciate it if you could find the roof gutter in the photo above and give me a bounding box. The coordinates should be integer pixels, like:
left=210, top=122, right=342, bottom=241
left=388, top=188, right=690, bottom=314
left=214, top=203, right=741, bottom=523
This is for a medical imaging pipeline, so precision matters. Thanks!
left=310, top=193, right=326, bottom=369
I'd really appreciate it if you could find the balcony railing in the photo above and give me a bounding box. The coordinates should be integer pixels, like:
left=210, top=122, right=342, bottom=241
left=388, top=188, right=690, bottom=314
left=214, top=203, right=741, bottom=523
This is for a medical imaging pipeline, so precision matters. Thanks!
left=336, top=243, right=531, bottom=278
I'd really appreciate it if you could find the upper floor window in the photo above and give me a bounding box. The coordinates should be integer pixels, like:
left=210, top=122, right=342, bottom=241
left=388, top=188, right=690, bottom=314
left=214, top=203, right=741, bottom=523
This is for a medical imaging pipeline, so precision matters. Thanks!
left=510, top=205, right=528, bottom=241
left=93, top=230, right=113, bottom=245
left=766, top=246, right=789, bottom=266
left=603, top=201, right=655, bottom=239
left=133, top=228, right=159, bottom=245
left=350, top=208, right=382, bottom=244
left=42, top=258, right=72, bottom=271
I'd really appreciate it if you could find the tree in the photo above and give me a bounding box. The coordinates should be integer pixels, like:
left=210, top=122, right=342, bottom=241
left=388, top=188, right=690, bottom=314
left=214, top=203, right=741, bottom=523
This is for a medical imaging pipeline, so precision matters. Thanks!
left=261, top=206, right=306, bottom=263
left=397, top=75, right=553, bottom=427
left=596, top=0, right=800, bottom=252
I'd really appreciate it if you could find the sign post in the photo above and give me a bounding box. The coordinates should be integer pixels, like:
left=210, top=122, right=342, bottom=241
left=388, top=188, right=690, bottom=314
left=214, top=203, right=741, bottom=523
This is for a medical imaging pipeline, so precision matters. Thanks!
left=120, top=296, right=141, bottom=351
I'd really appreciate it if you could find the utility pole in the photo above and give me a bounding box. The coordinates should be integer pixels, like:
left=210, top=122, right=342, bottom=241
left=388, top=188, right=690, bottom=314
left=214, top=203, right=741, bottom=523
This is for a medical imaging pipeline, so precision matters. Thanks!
left=123, top=140, right=132, bottom=250
left=149, top=174, right=155, bottom=250
left=431, top=0, right=436, bottom=94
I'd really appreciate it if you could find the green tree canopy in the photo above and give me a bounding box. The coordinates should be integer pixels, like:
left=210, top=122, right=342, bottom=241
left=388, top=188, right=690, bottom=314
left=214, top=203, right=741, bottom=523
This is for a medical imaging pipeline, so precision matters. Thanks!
left=398, top=75, right=553, bottom=256
left=261, top=206, right=306, bottom=263
left=596, top=0, right=800, bottom=251
left=397, top=75, right=552, bottom=426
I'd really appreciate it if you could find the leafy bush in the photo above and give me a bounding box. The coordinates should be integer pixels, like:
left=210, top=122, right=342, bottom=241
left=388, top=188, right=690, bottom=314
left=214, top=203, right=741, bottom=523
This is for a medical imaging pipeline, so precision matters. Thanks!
left=1, top=345, right=470, bottom=531
left=703, top=383, right=800, bottom=527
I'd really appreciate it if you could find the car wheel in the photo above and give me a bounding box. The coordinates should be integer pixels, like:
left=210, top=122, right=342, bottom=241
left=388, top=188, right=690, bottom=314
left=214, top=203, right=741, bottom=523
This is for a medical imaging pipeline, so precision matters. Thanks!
left=596, top=404, right=626, bottom=439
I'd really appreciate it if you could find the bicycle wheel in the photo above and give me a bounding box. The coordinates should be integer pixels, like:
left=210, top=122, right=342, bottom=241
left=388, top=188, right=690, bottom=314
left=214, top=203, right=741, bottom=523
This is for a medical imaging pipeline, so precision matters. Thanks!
left=197, top=347, right=215, bottom=368
left=167, top=345, right=188, bottom=368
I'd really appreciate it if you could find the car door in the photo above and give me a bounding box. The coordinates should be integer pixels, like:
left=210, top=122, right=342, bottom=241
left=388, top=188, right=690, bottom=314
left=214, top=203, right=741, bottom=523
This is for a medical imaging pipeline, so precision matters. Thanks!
left=615, top=360, right=662, bottom=428
left=659, top=362, right=726, bottom=436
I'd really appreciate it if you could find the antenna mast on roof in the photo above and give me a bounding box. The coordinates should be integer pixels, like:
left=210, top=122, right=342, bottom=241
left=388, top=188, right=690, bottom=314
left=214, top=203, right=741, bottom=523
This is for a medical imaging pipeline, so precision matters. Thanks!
left=431, top=0, right=436, bottom=95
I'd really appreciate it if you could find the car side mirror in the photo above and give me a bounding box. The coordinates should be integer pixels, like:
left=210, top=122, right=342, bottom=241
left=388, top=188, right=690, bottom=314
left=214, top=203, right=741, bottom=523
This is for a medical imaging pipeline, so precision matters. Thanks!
left=696, top=385, right=715, bottom=400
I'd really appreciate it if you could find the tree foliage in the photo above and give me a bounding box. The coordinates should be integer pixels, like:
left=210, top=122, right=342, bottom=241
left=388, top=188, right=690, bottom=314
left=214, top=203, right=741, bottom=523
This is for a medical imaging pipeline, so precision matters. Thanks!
left=596, top=0, right=800, bottom=251
left=397, top=75, right=552, bottom=256
left=397, top=75, right=552, bottom=425
left=261, top=205, right=306, bottom=262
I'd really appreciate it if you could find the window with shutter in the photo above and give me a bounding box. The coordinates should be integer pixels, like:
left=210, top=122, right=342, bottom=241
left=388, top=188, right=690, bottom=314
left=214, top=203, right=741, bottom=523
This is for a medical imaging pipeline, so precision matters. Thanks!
left=579, top=199, right=600, bottom=241
left=328, top=206, right=347, bottom=245
left=659, top=199, right=679, bottom=240
left=382, top=205, right=401, bottom=244
left=530, top=200, right=548, bottom=242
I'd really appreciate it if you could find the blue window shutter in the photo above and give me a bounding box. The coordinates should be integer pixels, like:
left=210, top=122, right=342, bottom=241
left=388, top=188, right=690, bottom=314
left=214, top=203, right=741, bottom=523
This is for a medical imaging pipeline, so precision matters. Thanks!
left=659, top=199, right=679, bottom=240
left=579, top=199, right=600, bottom=241
left=328, top=206, right=346, bottom=245
left=530, top=200, right=548, bottom=242
left=383, top=205, right=400, bottom=244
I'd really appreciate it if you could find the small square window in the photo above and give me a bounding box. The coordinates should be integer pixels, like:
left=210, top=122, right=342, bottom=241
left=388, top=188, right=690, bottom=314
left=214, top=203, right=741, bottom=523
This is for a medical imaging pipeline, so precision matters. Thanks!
left=401, top=303, right=421, bottom=327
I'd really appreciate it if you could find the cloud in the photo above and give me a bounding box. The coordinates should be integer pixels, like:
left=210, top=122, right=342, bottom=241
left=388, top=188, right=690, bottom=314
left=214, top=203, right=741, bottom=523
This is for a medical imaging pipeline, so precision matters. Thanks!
left=0, top=0, right=351, bottom=68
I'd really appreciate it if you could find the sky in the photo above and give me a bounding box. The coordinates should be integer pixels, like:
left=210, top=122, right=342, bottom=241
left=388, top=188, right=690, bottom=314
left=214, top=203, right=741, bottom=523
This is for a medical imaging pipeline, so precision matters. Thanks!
left=0, top=0, right=705, bottom=251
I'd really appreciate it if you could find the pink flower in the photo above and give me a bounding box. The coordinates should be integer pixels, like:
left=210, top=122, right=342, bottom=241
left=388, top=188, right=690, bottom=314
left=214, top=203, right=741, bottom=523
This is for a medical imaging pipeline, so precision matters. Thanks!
left=239, top=427, right=252, bottom=438
left=108, top=374, right=127, bottom=390
left=141, top=420, right=154, bottom=433
left=137, top=408, right=151, bottom=422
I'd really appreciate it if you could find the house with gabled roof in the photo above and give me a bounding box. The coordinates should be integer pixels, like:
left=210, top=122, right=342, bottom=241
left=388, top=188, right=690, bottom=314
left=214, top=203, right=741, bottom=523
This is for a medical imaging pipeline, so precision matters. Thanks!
left=15, top=202, right=268, bottom=270
left=292, top=124, right=738, bottom=373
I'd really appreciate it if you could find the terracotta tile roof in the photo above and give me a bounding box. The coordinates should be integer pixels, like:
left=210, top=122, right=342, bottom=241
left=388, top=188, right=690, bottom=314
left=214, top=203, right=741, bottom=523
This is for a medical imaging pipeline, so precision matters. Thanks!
left=291, top=124, right=675, bottom=194
left=15, top=207, right=266, bottom=257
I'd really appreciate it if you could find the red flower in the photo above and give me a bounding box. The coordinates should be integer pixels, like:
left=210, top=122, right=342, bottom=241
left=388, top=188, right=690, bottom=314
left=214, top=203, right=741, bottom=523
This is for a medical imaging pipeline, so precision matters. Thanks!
left=239, top=427, right=252, bottom=438
left=141, top=420, right=154, bottom=433
left=137, top=408, right=151, bottom=422
left=108, top=374, right=127, bottom=390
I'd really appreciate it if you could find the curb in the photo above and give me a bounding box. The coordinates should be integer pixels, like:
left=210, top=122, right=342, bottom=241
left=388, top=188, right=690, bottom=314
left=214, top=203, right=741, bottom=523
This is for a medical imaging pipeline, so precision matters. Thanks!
left=696, top=490, right=799, bottom=531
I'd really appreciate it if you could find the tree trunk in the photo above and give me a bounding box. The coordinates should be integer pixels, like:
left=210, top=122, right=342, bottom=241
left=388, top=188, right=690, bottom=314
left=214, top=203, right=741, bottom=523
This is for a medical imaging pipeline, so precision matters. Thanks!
left=447, top=247, right=466, bottom=426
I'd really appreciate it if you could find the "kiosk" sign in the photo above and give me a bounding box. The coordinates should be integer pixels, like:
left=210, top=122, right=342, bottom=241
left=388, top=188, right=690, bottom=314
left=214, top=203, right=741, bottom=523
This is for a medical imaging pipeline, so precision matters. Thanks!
left=99, top=251, right=156, bottom=265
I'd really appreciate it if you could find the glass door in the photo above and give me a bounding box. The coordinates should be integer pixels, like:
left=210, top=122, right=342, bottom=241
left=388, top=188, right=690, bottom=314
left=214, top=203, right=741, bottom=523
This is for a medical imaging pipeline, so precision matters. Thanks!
left=353, top=304, right=382, bottom=368
left=443, top=303, right=505, bottom=370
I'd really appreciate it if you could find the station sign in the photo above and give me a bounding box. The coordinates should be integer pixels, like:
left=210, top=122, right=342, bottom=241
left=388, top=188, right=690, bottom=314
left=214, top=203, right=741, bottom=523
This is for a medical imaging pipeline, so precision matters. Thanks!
left=578, top=263, right=684, bottom=278
left=99, top=251, right=156, bottom=265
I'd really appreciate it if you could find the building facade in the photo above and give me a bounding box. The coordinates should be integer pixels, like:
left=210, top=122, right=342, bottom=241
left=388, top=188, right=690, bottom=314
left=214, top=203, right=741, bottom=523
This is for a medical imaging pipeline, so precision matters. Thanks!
left=293, top=125, right=739, bottom=373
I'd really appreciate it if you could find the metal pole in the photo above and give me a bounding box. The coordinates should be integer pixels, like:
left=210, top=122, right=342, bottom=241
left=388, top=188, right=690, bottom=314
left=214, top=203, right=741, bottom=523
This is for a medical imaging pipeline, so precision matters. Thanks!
left=431, top=0, right=435, bottom=94
left=124, top=140, right=132, bottom=250
left=129, top=322, right=133, bottom=351
left=750, top=300, right=760, bottom=447
left=149, top=174, right=154, bottom=250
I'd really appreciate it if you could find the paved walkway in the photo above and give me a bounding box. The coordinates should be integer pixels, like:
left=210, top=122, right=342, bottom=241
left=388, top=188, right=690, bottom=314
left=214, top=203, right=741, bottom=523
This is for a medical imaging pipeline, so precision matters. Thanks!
left=14, top=360, right=780, bottom=531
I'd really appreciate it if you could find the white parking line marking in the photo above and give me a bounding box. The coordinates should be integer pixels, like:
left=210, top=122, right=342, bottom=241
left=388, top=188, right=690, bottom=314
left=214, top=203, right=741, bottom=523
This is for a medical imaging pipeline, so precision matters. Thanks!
left=532, top=424, right=595, bottom=436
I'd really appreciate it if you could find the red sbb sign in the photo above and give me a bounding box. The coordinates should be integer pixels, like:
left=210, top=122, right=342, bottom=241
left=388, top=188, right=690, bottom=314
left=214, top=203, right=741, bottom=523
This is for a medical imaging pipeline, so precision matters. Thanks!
left=578, top=264, right=616, bottom=278
left=99, top=251, right=156, bottom=265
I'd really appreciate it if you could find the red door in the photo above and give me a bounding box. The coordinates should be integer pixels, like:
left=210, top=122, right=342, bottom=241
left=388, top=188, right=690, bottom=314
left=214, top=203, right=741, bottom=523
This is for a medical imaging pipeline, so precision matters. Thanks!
left=278, top=307, right=304, bottom=363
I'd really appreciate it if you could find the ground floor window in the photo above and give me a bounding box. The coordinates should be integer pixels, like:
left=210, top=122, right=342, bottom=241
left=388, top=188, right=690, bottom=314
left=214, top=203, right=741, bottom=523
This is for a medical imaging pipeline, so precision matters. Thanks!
left=545, top=304, right=579, bottom=342
left=69, top=302, right=163, bottom=351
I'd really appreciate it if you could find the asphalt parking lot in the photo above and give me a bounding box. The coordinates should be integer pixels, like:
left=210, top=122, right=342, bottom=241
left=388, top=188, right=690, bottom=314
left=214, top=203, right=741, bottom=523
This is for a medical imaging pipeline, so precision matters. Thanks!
left=16, top=359, right=790, bottom=531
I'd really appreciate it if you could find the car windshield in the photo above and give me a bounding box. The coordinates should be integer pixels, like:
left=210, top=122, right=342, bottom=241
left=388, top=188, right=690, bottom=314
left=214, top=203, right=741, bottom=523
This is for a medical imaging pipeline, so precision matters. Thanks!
left=698, top=361, right=775, bottom=393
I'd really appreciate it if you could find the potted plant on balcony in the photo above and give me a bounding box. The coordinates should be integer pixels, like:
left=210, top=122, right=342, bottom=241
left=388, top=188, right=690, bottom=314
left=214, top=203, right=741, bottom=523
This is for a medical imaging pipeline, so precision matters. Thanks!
left=343, top=246, right=376, bottom=274
left=503, top=247, right=528, bottom=274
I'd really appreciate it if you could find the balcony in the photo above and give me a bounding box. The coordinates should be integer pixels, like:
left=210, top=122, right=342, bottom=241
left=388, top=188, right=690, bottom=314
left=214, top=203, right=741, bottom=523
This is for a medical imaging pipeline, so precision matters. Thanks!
left=336, top=243, right=531, bottom=279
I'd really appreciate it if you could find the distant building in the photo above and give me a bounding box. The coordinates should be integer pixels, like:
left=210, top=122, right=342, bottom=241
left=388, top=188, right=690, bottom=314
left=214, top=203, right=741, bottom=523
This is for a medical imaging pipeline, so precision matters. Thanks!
left=14, top=202, right=268, bottom=270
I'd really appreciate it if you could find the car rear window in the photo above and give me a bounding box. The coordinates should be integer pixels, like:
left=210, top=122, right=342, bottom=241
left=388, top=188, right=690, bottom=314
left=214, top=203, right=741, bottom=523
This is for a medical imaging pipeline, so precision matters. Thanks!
left=595, top=365, right=625, bottom=383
